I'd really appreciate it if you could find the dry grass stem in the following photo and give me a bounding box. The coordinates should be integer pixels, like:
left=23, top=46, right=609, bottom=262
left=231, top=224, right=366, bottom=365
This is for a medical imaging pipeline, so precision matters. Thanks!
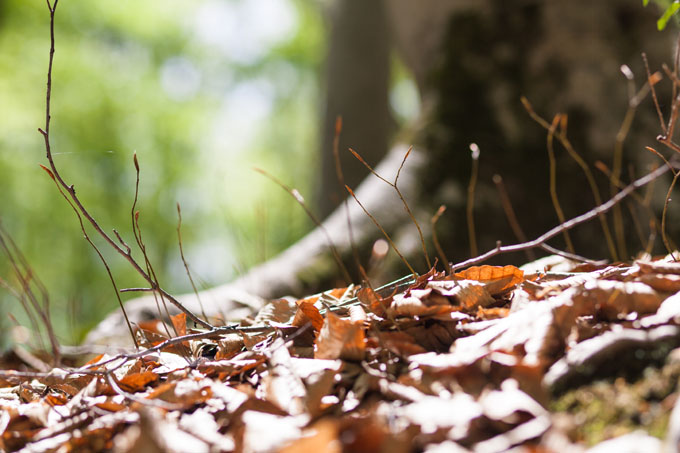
left=492, top=174, right=534, bottom=261
left=254, top=167, right=352, bottom=284
left=546, top=115, right=575, bottom=253
left=345, top=185, right=416, bottom=275
left=332, top=117, right=369, bottom=284
left=176, top=203, right=208, bottom=320
left=430, top=205, right=450, bottom=274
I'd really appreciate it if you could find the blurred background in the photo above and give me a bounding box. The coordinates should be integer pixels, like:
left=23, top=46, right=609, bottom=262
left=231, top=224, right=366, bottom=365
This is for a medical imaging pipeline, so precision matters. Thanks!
left=2, top=0, right=676, bottom=352
left=0, top=0, right=420, bottom=346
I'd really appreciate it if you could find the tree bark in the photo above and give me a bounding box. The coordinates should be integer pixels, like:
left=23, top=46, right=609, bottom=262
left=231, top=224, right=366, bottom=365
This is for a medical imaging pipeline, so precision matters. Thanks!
left=318, top=0, right=392, bottom=217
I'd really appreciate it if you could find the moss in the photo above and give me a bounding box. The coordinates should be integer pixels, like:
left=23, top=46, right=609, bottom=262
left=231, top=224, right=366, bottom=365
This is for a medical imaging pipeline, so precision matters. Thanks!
left=550, top=358, right=680, bottom=445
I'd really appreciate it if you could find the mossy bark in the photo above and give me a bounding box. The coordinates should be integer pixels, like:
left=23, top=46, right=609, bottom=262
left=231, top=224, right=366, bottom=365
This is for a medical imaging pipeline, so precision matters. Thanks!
left=408, top=0, right=675, bottom=264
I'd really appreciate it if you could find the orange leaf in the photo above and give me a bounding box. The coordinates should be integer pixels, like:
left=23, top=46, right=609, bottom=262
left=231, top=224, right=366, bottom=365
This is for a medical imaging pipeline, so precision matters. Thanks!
left=118, top=370, right=158, bottom=392
left=292, top=300, right=324, bottom=332
left=315, top=313, right=365, bottom=361
left=357, top=287, right=390, bottom=317
left=453, top=265, right=524, bottom=295
left=170, top=312, right=187, bottom=337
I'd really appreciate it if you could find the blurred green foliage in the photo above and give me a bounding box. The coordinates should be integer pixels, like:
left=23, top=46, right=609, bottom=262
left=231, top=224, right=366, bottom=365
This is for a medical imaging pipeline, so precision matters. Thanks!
left=644, top=0, right=680, bottom=29
left=0, top=0, right=324, bottom=346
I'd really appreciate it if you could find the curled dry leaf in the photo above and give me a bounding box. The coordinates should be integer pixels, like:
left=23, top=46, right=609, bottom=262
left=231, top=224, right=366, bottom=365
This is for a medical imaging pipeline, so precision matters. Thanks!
left=388, top=288, right=460, bottom=317
left=292, top=300, right=324, bottom=332
left=315, top=313, right=365, bottom=361
left=357, top=287, right=391, bottom=318
left=427, top=280, right=495, bottom=310
left=254, top=298, right=297, bottom=325
left=452, top=265, right=524, bottom=295
left=574, top=280, right=666, bottom=321
left=637, top=273, right=680, bottom=293
left=637, top=259, right=680, bottom=275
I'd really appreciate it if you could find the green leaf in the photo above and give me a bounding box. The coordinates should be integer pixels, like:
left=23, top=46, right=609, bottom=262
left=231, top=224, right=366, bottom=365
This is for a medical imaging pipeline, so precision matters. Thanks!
left=657, top=2, right=680, bottom=30
left=643, top=0, right=650, bottom=6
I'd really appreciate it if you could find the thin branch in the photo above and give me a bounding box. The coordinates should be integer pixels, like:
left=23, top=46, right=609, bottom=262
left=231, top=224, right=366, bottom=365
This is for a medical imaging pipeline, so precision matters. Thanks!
left=643, top=53, right=667, bottom=134
left=345, top=185, right=416, bottom=275
left=39, top=165, right=138, bottom=349
left=546, top=114, right=575, bottom=253
left=431, top=205, right=450, bottom=275
left=38, top=2, right=210, bottom=329
left=492, top=174, right=534, bottom=261
left=451, top=162, right=673, bottom=271
left=349, top=147, right=431, bottom=268
left=522, top=97, right=616, bottom=260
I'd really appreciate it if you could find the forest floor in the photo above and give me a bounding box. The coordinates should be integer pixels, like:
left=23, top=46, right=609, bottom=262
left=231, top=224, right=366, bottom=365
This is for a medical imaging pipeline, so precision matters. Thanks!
left=3, top=254, right=680, bottom=452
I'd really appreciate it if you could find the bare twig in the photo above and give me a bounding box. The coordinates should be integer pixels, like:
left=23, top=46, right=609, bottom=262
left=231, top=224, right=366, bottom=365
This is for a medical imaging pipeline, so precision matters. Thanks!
left=38, top=2, right=210, bottom=330
left=349, top=147, right=431, bottom=268
left=39, top=165, right=139, bottom=349
left=643, top=53, right=667, bottom=134
left=451, top=162, right=673, bottom=271
left=522, top=98, right=617, bottom=260
left=430, top=205, right=450, bottom=275
left=546, top=114, right=575, bottom=253
left=492, top=174, right=535, bottom=261
left=332, top=117, right=369, bottom=284
left=345, top=185, right=416, bottom=275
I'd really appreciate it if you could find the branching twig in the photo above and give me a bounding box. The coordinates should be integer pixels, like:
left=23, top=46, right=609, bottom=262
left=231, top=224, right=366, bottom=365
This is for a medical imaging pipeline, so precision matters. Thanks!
left=38, top=2, right=210, bottom=330
left=349, top=147, right=431, bottom=269
left=451, top=162, right=673, bottom=271
left=345, top=185, right=416, bottom=275
left=39, top=165, right=139, bottom=349
left=522, top=98, right=617, bottom=260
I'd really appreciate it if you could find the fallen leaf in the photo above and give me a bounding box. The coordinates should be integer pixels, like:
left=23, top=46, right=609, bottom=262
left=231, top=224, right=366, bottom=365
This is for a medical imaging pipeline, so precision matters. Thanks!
left=452, top=265, right=524, bottom=295
left=315, top=313, right=365, bottom=361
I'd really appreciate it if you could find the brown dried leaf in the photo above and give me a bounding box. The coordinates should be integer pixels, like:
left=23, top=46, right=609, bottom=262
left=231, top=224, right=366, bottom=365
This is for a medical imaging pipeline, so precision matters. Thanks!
left=637, top=259, right=680, bottom=275
left=357, top=287, right=391, bottom=317
left=428, top=280, right=494, bottom=310
left=575, top=280, right=666, bottom=320
left=170, top=313, right=187, bottom=338
left=254, top=298, right=297, bottom=325
left=452, top=265, right=524, bottom=295
left=292, top=300, right=324, bottom=332
left=375, top=331, right=428, bottom=356
left=118, top=370, right=158, bottom=393
left=315, top=313, right=365, bottom=361
left=388, top=292, right=457, bottom=317
left=280, top=419, right=341, bottom=453
left=638, top=273, right=680, bottom=293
